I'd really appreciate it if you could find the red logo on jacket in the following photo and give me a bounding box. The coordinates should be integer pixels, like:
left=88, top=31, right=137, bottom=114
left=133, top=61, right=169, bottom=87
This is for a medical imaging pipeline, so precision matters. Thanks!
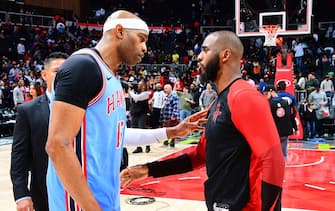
left=213, top=103, right=222, bottom=124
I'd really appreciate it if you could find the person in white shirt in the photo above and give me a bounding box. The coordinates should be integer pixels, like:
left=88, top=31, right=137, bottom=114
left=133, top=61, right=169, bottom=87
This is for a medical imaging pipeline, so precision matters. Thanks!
left=293, top=41, right=305, bottom=72
left=320, top=75, right=334, bottom=98
left=309, top=85, right=328, bottom=137
left=17, top=41, right=25, bottom=60
left=297, top=73, right=307, bottom=90
left=151, top=83, right=166, bottom=129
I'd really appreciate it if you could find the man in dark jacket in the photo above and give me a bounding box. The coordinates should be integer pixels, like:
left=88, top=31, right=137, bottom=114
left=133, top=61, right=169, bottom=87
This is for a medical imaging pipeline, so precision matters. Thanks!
left=264, top=85, right=296, bottom=159
left=10, top=52, right=68, bottom=211
left=129, top=80, right=151, bottom=153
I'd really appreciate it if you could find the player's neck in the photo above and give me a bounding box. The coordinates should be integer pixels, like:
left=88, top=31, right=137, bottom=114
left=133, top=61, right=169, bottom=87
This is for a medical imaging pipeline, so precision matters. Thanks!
left=215, top=71, right=241, bottom=94
left=95, top=43, right=120, bottom=73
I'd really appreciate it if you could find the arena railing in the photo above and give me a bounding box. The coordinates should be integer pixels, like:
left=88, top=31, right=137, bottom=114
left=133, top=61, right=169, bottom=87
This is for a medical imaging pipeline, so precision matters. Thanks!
left=0, top=11, right=7, bottom=22
left=200, top=25, right=233, bottom=34
left=295, top=89, right=308, bottom=105
left=318, top=21, right=335, bottom=30
left=0, top=11, right=54, bottom=28
left=134, top=64, right=189, bottom=74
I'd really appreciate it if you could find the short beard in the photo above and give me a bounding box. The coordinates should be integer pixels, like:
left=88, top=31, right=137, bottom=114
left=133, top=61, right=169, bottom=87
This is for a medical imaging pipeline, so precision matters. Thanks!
left=199, top=54, right=219, bottom=84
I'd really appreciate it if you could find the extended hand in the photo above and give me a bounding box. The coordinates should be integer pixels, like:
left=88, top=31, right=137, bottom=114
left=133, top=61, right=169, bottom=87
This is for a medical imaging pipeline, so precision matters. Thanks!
left=120, top=165, right=149, bottom=188
left=16, top=198, right=33, bottom=211
left=168, top=109, right=208, bottom=138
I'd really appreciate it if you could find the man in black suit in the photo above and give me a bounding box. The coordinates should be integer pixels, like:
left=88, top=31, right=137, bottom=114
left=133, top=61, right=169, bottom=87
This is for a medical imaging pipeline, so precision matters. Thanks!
left=10, top=52, right=68, bottom=211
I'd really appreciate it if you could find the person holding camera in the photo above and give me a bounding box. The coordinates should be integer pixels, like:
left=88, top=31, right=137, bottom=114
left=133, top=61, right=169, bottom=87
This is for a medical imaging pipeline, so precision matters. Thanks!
left=129, top=80, right=151, bottom=153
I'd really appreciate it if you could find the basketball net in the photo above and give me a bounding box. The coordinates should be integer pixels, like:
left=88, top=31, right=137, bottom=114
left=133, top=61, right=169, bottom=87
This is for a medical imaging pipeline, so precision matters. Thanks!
left=260, top=25, right=281, bottom=47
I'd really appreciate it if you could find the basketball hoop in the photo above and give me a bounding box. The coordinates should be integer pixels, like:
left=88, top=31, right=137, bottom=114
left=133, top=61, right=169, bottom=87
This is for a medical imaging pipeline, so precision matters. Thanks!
left=260, top=25, right=281, bottom=47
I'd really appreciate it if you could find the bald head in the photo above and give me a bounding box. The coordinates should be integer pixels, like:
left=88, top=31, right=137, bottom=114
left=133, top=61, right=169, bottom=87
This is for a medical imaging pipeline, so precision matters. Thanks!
left=197, top=30, right=245, bottom=92
left=105, top=10, right=140, bottom=22
left=164, top=84, right=173, bottom=95
left=209, top=31, right=244, bottom=61
left=103, top=10, right=149, bottom=34
left=96, top=9, right=149, bottom=68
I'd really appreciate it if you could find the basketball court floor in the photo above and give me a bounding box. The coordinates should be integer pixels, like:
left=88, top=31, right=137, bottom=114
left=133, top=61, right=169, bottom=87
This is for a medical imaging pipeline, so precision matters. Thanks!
left=1, top=136, right=335, bottom=211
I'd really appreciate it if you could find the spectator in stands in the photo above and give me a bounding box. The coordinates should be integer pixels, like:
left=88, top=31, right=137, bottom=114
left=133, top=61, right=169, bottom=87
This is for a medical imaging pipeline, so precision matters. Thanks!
left=24, top=82, right=43, bottom=102
left=296, top=72, right=307, bottom=90
left=189, top=82, right=202, bottom=113
left=1, top=80, right=13, bottom=108
left=17, top=39, right=25, bottom=61
left=160, top=68, right=170, bottom=87
left=319, top=54, right=331, bottom=78
left=199, top=82, right=217, bottom=110
left=151, top=83, right=165, bottom=129
left=300, top=101, right=317, bottom=139
left=293, top=40, right=305, bottom=73
left=309, top=84, right=328, bottom=137
left=309, top=85, right=328, bottom=110
left=8, top=62, right=20, bottom=82
left=173, top=77, right=184, bottom=91
left=329, top=72, right=335, bottom=92
left=172, top=50, right=179, bottom=64
left=169, top=71, right=177, bottom=84
left=305, top=73, right=319, bottom=94
left=320, top=74, right=334, bottom=98
left=161, top=83, right=180, bottom=147
left=127, top=68, right=137, bottom=83
left=129, top=80, right=151, bottom=153
left=252, top=60, right=261, bottom=81
left=245, top=74, right=256, bottom=86
left=258, top=78, right=267, bottom=93
left=177, top=86, right=195, bottom=121
left=6, top=47, right=17, bottom=61
left=13, top=79, right=24, bottom=107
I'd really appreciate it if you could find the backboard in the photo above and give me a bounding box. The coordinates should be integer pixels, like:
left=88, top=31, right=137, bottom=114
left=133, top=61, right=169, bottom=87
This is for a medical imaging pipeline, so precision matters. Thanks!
left=235, top=0, right=313, bottom=37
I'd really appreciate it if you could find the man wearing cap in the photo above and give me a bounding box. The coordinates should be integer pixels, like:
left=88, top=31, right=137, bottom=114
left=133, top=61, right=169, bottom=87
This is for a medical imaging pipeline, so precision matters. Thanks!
left=263, top=86, right=295, bottom=159
left=45, top=10, right=206, bottom=211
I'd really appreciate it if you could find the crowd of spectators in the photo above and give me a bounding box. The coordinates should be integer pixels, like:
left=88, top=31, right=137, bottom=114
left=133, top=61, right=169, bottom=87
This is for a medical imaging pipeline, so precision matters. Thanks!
left=1, top=6, right=335, bottom=138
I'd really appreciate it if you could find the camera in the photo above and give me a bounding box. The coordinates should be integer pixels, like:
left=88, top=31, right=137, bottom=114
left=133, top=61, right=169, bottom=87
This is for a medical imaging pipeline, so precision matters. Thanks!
left=129, top=81, right=139, bottom=91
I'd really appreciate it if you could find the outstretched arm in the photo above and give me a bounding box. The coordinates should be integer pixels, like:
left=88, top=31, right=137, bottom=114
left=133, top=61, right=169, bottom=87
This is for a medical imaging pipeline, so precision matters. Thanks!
left=124, top=109, right=208, bottom=146
left=121, top=132, right=207, bottom=188
left=129, top=90, right=150, bottom=102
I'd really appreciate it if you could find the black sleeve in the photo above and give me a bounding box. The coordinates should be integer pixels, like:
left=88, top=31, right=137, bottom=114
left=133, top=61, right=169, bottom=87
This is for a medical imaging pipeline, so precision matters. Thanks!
left=10, top=105, right=32, bottom=200
left=54, top=54, right=103, bottom=109
left=147, top=154, right=193, bottom=178
left=261, top=181, right=282, bottom=211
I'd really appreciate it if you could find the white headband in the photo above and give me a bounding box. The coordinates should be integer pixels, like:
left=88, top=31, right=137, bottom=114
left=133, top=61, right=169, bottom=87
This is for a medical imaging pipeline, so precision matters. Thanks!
left=103, top=18, right=149, bottom=34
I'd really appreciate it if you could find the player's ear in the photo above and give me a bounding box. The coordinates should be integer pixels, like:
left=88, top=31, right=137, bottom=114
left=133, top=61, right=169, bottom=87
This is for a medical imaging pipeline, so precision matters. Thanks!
left=41, top=69, right=47, bottom=81
left=221, top=49, right=231, bottom=63
left=114, top=24, right=124, bottom=39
